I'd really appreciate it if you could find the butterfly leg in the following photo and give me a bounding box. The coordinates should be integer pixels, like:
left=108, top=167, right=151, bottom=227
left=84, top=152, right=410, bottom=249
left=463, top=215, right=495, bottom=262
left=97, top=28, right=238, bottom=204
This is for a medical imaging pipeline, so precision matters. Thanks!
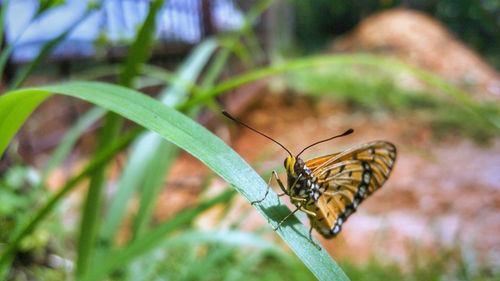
left=272, top=199, right=310, bottom=230
left=298, top=206, right=316, bottom=217
left=308, top=222, right=321, bottom=250
left=273, top=206, right=301, bottom=231
left=251, top=170, right=286, bottom=205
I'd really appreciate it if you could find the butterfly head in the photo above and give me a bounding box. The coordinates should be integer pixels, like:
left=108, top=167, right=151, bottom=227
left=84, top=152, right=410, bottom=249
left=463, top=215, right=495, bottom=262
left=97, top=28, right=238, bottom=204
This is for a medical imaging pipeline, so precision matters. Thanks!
left=284, top=156, right=304, bottom=176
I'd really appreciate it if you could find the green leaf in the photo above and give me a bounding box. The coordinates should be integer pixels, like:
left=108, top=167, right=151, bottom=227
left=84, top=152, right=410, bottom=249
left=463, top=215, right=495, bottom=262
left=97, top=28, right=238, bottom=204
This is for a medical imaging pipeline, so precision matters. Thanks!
left=76, top=111, right=122, bottom=277
left=118, top=0, right=166, bottom=87
left=0, top=91, right=52, bottom=156
left=0, top=81, right=349, bottom=280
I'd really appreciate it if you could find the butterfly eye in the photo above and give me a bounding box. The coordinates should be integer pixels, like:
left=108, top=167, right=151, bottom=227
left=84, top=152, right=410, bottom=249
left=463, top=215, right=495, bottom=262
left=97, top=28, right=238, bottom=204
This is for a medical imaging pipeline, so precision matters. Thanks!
left=295, top=158, right=304, bottom=172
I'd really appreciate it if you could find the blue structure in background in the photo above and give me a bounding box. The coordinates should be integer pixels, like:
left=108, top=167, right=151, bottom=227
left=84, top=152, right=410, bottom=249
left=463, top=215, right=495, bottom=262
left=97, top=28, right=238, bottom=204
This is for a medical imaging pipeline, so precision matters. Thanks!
left=5, top=0, right=244, bottom=63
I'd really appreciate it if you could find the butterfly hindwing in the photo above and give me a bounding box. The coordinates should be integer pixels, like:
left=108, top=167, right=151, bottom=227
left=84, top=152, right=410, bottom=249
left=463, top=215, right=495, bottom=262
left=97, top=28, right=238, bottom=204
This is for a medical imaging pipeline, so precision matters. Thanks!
left=304, top=141, right=396, bottom=237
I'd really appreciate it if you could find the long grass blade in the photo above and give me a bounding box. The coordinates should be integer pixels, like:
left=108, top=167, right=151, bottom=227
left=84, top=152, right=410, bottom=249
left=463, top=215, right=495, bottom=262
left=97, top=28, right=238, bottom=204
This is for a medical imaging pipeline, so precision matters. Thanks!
left=0, top=81, right=350, bottom=280
left=118, top=0, right=166, bottom=87
left=75, top=112, right=122, bottom=277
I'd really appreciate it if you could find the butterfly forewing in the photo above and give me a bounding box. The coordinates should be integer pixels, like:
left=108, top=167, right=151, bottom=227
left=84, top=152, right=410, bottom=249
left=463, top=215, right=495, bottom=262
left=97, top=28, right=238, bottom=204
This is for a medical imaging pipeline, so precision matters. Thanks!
left=304, top=141, right=396, bottom=237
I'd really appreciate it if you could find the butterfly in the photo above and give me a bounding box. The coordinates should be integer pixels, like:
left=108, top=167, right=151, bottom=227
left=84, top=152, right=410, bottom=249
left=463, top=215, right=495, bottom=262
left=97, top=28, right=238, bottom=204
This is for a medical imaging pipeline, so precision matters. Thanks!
left=222, top=111, right=396, bottom=247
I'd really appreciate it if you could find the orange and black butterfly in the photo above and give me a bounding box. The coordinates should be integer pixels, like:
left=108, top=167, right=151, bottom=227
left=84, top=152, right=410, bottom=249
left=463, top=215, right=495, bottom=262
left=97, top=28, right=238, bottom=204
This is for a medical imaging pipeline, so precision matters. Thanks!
left=223, top=111, right=396, bottom=246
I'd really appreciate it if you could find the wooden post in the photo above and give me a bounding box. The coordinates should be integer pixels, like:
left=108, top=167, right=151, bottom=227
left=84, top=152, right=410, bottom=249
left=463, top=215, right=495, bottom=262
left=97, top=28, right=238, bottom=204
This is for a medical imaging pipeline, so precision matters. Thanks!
left=201, top=0, right=215, bottom=38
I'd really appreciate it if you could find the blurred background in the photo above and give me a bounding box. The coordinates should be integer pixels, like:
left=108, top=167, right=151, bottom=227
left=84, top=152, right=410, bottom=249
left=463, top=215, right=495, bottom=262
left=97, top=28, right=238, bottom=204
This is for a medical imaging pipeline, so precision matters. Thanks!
left=1, top=0, right=499, bottom=280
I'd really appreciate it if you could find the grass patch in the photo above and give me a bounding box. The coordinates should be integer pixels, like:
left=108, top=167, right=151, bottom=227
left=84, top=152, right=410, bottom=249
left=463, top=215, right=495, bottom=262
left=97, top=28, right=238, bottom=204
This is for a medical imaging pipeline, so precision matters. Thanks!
left=287, top=65, right=499, bottom=143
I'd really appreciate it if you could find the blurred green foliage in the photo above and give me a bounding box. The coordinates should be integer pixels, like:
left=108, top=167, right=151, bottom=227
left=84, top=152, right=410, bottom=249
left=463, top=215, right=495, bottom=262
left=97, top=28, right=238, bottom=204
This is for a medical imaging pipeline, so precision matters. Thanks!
left=288, top=65, right=499, bottom=143
left=0, top=166, right=69, bottom=280
left=136, top=237, right=316, bottom=281
left=0, top=166, right=42, bottom=246
left=339, top=241, right=500, bottom=281
left=292, top=0, right=500, bottom=69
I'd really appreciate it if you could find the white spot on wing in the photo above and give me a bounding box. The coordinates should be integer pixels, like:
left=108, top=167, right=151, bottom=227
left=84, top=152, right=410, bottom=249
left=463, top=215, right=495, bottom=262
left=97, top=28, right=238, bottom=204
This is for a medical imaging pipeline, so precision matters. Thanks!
left=363, top=173, right=370, bottom=183
left=333, top=225, right=340, bottom=234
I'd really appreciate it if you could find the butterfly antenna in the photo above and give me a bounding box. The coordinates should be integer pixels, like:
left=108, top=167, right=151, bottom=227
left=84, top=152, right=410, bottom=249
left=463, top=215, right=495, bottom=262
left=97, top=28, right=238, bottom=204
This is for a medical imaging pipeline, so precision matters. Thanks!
left=222, top=111, right=293, bottom=157
left=296, top=128, right=354, bottom=158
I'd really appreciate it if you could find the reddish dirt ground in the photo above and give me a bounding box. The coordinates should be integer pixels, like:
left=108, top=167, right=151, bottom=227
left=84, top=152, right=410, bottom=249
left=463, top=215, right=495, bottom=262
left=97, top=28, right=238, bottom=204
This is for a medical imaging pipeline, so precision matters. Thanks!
left=158, top=93, right=500, bottom=266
